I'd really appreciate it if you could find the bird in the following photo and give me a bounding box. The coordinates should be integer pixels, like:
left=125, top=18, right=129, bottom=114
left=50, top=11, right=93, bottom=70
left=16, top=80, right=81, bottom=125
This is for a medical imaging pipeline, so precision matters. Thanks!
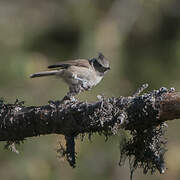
left=30, top=53, right=110, bottom=99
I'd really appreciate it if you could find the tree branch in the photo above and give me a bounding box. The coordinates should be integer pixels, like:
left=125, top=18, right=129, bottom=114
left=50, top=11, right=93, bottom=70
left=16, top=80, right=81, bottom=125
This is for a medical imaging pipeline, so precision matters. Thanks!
left=0, top=86, right=179, bottom=176
left=0, top=88, right=178, bottom=141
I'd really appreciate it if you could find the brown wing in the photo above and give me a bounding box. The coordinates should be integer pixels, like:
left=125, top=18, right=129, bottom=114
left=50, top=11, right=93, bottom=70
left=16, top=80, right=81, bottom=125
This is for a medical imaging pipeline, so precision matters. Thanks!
left=48, top=59, right=90, bottom=69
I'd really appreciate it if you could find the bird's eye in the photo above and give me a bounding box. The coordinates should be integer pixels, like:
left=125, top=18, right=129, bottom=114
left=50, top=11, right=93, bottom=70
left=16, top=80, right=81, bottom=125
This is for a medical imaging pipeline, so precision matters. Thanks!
left=94, top=59, right=102, bottom=68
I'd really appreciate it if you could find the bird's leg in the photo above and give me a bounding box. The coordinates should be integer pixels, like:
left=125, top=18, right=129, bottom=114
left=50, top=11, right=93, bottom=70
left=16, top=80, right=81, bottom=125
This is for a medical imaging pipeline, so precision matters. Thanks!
left=62, top=93, right=75, bottom=102
left=62, top=86, right=80, bottom=102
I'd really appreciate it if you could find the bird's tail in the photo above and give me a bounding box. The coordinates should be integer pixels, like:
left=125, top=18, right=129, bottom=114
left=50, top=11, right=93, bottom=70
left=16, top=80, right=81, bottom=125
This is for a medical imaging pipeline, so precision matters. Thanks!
left=30, top=70, right=59, bottom=78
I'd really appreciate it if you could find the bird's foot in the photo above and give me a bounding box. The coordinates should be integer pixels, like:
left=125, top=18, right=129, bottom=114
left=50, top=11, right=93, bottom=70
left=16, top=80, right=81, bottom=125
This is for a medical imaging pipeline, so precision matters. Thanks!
left=62, top=94, right=77, bottom=102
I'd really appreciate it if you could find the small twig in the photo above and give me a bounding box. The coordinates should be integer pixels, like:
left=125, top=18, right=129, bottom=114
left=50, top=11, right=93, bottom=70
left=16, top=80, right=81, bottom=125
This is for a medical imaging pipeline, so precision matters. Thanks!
left=133, top=83, right=149, bottom=97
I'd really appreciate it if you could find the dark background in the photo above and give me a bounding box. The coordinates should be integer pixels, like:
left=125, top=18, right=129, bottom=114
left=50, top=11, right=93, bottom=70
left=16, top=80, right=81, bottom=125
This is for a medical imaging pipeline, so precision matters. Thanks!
left=0, top=0, right=180, bottom=179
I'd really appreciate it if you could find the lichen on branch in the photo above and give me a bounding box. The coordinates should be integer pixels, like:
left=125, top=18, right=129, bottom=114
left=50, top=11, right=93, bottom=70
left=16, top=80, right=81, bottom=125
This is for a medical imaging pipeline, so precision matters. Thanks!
left=0, top=85, right=179, bottom=178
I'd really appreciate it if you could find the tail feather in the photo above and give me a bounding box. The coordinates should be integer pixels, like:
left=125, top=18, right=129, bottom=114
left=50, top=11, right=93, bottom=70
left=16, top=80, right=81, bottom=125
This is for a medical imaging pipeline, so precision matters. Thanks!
left=30, top=70, right=59, bottom=78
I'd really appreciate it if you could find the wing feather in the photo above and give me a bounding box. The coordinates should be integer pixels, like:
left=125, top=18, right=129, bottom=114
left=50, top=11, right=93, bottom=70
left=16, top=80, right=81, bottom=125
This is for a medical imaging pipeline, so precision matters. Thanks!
left=48, top=59, right=90, bottom=69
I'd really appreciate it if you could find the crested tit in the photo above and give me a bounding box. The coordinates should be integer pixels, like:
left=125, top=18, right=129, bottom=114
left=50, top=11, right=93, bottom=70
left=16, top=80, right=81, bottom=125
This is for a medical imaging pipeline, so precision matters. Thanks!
left=30, top=53, right=110, bottom=98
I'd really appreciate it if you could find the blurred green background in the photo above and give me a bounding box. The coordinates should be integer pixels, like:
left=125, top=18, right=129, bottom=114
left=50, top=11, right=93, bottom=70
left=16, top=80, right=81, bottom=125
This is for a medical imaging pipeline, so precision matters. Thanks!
left=0, top=0, right=180, bottom=179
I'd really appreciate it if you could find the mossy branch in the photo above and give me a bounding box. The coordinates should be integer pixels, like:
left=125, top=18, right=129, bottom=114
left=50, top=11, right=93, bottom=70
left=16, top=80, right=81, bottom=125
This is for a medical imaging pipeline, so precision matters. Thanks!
left=0, top=86, right=180, bottom=177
